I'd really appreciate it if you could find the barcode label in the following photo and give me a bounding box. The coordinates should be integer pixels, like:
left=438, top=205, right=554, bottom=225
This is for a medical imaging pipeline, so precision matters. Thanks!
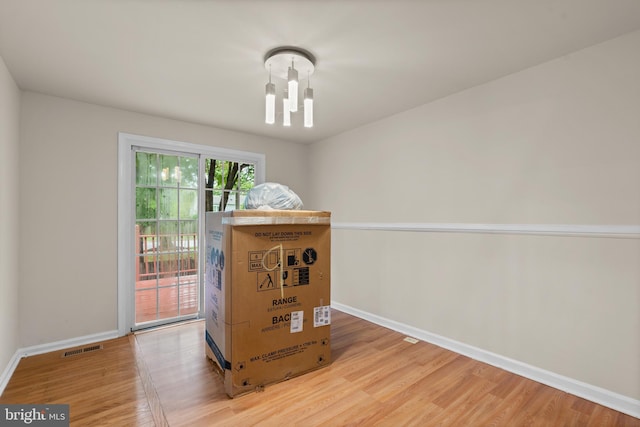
left=314, top=306, right=331, bottom=327
left=290, top=310, right=303, bottom=333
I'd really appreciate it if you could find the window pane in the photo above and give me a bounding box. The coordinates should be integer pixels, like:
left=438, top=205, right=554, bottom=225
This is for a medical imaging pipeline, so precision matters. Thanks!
left=160, top=155, right=179, bottom=187
left=238, top=164, right=255, bottom=191
left=158, top=286, right=179, bottom=319
left=180, top=156, right=198, bottom=189
left=137, top=255, right=157, bottom=284
left=180, top=220, right=197, bottom=235
left=205, top=189, right=215, bottom=212
left=205, top=158, right=216, bottom=188
left=158, top=221, right=179, bottom=252
left=238, top=191, right=249, bottom=209
left=223, top=191, right=236, bottom=211
left=179, top=189, right=198, bottom=219
left=159, top=253, right=179, bottom=279
left=136, top=152, right=157, bottom=186
left=212, top=190, right=222, bottom=212
left=136, top=221, right=157, bottom=237
left=159, top=188, right=178, bottom=219
left=180, top=252, right=197, bottom=277
left=179, top=220, right=198, bottom=253
left=136, top=188, right=156, bottom=219
left=135, top=221, right=157, bottom=255
left=136, top=289, right=158, bottom=323
left=179, top=281, right=198, bottom=315
left=216, top=160, right=229, bottom=190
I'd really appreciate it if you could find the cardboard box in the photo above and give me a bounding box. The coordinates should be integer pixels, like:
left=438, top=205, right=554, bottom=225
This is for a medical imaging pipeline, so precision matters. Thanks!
left=205, top=210, right=331, bottom=397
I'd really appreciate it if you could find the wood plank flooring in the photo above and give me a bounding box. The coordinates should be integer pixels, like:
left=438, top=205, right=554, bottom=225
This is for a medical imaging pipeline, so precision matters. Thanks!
left=1, top=336, right=156, bottom=426
left=1, top=310, right=638, bottom=426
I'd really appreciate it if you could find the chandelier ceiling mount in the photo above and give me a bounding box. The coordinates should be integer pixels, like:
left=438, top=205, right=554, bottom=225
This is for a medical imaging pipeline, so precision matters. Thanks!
left=263, top=46, right=316, bottom=128
left=264, top=46, right=315, bottom=79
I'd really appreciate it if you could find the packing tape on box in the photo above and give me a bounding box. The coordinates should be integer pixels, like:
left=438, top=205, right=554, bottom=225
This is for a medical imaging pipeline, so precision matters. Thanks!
left=263, top=244, right=285, bottom=299
left=222, top=216, right=330, bottom=226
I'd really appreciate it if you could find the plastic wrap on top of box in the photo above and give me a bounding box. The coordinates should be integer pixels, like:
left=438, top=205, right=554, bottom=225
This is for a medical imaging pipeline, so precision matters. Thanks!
left=244, top=182, right=304, bottom=210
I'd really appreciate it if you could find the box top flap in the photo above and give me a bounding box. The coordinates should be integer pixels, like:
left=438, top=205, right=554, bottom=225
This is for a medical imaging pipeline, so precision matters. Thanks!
left=218, top=210, right=331, bottom=226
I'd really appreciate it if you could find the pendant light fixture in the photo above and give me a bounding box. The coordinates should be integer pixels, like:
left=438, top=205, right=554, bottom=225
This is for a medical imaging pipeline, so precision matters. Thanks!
left=264, top=47, right=315, bottom=128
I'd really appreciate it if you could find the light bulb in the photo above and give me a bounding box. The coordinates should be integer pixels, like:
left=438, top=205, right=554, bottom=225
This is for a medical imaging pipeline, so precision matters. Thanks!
left=288, top=65, right=298, bottom=113
left=304, top=87, right=313, bottom=128
left=265, top=82, right=275, bottom=124
left=283, top=89, right=291, bottom=126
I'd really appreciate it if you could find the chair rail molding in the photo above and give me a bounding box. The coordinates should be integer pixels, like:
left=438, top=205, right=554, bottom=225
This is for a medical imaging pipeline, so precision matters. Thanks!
left=331, top=222, right=640, bottom=239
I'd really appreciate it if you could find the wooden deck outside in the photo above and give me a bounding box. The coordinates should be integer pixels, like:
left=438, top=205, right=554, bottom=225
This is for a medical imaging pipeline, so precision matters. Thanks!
left=135, top=276, right=199, bottom=324
left=135, top=227, right=199, bottom=324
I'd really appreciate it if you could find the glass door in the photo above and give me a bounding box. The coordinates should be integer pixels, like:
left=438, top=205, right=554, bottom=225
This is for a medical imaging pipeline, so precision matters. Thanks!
left=118, top=132, right=265, bottom=335
left=134, top=150, right=199, bottom=327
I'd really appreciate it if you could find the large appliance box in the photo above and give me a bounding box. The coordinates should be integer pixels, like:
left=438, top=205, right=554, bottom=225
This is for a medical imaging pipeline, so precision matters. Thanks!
left=205, top=210, right=331, bottom=397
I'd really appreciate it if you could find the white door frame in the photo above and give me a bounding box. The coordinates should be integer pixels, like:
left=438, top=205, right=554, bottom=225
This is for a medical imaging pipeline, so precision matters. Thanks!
left=117, top=132, right=265, bottom=336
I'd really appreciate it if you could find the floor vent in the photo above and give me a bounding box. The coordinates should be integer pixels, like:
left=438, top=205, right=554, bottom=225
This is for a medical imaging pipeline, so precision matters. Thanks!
left=62, top=344, right=103, bottom=358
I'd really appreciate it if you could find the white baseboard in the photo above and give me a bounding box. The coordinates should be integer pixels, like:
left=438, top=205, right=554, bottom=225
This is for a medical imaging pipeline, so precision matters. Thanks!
left=0, top=330, right=119, bottom=397
left=0, top=350, right=22, bottom=397
left=331, top=301, right=640, bottom=419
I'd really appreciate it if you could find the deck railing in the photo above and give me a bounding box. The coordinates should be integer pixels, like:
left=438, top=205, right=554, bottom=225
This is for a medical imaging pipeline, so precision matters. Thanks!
left=135, top=225, right=198, bottom=282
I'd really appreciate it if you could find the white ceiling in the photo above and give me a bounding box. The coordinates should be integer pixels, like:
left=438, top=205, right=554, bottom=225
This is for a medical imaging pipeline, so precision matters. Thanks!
left=1, top=0, right=640, bottom=144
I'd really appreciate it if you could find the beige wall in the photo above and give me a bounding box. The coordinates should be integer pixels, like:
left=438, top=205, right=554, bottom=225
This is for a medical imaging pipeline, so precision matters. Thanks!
left=308, top=30, right=640, bottom=399
left=0, top=56, right=20, bottom=375
left=18, top=92, right=308, bottom=347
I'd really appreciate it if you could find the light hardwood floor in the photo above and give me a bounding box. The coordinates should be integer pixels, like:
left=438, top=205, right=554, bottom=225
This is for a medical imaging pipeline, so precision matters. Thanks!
left=1, top=310, right=638, bottom=426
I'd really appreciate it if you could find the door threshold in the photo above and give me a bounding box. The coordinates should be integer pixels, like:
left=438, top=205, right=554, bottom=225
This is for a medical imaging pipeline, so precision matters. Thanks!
left=134, top=318, right=204, bottom=335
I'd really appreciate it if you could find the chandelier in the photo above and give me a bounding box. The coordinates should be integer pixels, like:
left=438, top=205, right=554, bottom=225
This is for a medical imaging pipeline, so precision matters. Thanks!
left=264, top=47, right=315, bottom=128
